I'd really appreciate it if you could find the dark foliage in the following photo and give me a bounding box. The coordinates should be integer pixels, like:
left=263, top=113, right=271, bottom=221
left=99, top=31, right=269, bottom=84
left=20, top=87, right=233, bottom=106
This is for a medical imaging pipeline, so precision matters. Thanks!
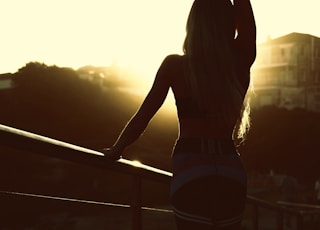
left=1, top=62, right=151, bottom=147
left=239, top=106, right=320, bottom=185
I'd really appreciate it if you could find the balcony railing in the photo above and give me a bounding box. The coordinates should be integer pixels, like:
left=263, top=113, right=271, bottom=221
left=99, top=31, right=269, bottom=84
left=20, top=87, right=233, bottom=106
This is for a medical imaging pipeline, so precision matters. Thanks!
left=0, top=124, right=319, bottom=229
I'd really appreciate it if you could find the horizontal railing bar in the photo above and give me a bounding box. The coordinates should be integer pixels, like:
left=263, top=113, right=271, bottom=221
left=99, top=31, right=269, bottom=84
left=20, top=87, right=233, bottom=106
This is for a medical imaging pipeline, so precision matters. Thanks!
left=0, top=124, right=172, bottom=183
left=120, top=159, right=172, bottom=177
left=141, top=206, right=173, bottom=213
left=0, top=190, right=130, bottom=208
left=277, top=201, right=320, bottom=210
left=0, top=190, right=173, bottom=213
left=247, top=195, right=305, bottom=215
left=0, top=125, right=102, bottom=156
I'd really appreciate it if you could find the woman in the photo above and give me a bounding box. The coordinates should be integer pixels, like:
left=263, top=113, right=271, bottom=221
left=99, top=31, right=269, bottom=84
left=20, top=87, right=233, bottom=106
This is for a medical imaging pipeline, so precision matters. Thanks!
left=103, top=0, right=256, bottom=229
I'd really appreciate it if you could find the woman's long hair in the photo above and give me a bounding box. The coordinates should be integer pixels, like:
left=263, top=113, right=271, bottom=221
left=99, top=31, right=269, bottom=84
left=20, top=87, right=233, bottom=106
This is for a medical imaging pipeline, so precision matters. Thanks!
left=183, top=0, right=250, bottom=141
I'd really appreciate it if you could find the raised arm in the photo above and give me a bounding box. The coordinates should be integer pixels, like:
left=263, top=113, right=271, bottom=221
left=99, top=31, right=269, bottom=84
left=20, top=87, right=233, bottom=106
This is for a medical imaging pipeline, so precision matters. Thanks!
left=234, top=0, right=256, bottom=66
left=102, top=56, right=174, bottom=160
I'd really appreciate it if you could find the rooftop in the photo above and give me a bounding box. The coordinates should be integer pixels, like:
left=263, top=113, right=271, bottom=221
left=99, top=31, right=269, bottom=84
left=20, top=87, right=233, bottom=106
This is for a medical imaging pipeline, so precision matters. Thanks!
left=260, top=32, right=320, bottom=46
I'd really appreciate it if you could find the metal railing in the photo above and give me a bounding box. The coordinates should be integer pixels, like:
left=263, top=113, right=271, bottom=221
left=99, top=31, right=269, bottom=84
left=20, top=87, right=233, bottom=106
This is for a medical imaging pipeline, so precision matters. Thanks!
left=246, top=195, right=319, bottom=230
left=0, top=124, right=319, bottom=230
left=0, top=124, right=172, bottom=230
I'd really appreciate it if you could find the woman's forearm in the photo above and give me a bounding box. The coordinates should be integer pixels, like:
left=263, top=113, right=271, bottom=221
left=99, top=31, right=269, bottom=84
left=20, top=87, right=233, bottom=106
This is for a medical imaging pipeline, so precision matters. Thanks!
left=234, top=0, right=256, bottom=65
left=104, top=55, right=172, bottom=158
left=234, top=0, right=256, bottom=42
left=111, top=114, right=149, bottom=151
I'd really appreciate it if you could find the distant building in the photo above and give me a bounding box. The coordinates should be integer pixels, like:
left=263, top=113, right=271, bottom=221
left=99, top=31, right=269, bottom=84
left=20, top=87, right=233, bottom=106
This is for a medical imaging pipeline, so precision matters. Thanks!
left=251, top=32, right=320, bottom=111
left=0, top=73, right=15, bottom=109
left=0, top=73, right=14, bottom=90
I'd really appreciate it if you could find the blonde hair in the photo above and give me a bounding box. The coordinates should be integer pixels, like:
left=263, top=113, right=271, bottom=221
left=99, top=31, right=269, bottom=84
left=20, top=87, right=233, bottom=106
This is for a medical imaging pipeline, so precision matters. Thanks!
left=183, top=0, right=250, bottom=141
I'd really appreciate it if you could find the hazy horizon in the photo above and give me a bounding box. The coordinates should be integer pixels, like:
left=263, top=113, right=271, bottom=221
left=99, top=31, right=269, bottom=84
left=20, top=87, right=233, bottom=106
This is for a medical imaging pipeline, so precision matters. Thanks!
left=1, top=0, right=319, bottom=81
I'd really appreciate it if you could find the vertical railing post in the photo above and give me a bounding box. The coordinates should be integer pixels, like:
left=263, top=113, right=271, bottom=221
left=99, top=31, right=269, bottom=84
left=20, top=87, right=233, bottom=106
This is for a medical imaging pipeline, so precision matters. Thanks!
left=296, top=212, right=303, bottom=230
left=253, top=204, right=259, bottom=230
left=132, top=175, right=142, bottom=230
left=276, top=211, right=284, bottom=230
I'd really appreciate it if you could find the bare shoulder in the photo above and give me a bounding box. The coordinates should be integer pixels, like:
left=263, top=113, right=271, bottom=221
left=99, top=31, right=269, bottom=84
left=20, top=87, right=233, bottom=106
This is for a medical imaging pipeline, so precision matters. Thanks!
left=159, top=54, right=184, bottom=73
left=163, top=54, right=184, bottom=64
left=155, top=54, right=184, bottom=83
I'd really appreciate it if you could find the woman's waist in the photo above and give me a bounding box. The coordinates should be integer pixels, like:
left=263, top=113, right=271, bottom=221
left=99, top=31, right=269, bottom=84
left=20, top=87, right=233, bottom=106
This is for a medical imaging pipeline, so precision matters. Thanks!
left=174, top=138, right=237, bottom=155
left=178, top=118, right=234, bottom=139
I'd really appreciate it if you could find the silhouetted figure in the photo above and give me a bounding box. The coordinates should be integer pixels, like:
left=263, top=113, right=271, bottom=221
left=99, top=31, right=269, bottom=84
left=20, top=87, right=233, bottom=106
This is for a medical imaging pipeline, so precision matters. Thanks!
left=102, top=0, right=256, bottom=229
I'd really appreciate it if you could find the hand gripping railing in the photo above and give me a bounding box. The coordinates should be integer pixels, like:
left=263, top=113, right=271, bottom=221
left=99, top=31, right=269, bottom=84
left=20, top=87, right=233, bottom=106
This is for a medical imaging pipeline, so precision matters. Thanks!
left=0, top=124, right=172, bottom=230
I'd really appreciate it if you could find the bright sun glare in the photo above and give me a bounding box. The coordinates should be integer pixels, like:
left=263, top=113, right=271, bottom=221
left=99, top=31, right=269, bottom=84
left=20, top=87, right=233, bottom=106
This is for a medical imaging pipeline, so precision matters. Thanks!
left=1, top=0, right=319, bottom=84
left=1, top=0, right=192, bottom=84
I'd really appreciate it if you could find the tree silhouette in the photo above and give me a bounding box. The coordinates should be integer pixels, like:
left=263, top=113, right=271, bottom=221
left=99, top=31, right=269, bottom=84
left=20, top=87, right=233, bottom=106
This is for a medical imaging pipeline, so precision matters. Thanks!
left=239, top=106, right=320, bottom=185
left=2, top=62, right=141, bottom=145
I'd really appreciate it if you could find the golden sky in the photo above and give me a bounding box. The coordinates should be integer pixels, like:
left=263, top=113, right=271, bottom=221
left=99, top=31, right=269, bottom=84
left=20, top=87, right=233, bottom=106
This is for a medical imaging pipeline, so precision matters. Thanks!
left=1, top=0, right=319, bottom=83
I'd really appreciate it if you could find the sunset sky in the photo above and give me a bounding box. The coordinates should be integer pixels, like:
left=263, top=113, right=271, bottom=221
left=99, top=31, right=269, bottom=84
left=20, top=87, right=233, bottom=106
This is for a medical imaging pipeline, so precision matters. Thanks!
left=1, top=0, right=319, bottom=85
